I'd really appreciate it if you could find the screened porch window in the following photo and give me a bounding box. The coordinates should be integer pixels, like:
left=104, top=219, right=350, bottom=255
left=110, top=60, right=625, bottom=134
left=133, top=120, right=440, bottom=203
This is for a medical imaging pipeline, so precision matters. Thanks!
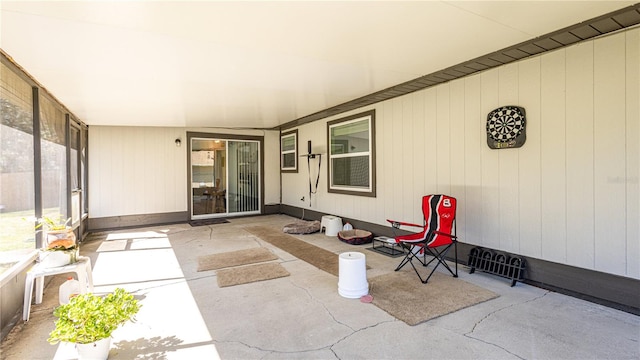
left=327, top=110, right=376, bottom=197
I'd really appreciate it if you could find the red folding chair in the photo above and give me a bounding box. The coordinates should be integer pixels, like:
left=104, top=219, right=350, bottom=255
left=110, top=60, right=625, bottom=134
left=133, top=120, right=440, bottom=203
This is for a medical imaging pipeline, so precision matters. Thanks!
left=387, top=195, right=458, bottom=283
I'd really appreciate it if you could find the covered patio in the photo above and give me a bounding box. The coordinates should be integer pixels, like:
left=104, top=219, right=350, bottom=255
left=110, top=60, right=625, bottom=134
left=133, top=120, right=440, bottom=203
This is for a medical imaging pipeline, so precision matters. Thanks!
left=2, top=215, right=638, bottom=360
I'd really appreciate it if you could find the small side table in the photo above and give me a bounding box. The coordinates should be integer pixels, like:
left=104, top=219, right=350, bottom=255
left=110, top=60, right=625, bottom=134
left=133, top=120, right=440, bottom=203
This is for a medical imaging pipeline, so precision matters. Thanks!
left=320, top=215, right=342, bottom=236
left=371, top=236, right=405, bottom=257
left=23, top=256, right=94, bottom=321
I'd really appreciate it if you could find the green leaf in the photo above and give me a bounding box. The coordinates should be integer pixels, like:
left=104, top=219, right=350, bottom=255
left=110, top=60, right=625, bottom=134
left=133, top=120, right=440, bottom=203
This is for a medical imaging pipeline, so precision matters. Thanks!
left=48, top=288, right=141, bottom=345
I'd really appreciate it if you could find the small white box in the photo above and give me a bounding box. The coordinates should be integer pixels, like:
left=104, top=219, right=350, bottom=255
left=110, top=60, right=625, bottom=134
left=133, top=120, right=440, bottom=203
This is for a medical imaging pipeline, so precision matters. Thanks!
left=320, top=215, right=343, bottom=236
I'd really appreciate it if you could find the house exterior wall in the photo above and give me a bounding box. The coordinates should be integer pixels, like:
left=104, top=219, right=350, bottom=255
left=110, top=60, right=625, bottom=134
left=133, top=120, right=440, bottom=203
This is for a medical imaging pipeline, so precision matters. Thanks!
left=283, top=28, right=640, bottom=280
left=88, top=126, right=281, bottom=219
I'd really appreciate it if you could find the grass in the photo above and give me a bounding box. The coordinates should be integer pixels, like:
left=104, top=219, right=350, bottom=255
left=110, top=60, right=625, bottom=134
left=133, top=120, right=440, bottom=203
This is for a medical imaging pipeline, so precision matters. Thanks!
left=0, top=210, right=37, bottom=276
left=0, top=209, right=37, bottom=252
left=0, top=208, right=72, bottom=276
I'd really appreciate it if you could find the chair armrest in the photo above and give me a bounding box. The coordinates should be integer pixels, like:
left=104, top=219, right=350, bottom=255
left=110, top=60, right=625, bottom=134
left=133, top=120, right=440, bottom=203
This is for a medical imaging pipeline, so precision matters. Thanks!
left=434, top=231, right=457, bottom=240
left=386, top=219, right=424, bottom=229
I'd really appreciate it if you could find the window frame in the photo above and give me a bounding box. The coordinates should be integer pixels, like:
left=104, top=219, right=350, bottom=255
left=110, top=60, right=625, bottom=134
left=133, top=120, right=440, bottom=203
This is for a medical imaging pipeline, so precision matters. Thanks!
left=280, top=129, right=298, bottom=173
left=327, top=110, right=376, bottom=197
left=0, top=54, right=90, bottom=278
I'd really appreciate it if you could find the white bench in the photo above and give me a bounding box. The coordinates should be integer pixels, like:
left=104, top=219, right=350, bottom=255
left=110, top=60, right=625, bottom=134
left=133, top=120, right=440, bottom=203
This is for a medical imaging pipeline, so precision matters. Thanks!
left=23, top=256, right=94, bottom=321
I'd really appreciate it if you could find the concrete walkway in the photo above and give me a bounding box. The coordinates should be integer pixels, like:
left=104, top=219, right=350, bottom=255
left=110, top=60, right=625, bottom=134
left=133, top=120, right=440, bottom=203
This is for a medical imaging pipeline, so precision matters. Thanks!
left=2, top=214, right=638, bottom=359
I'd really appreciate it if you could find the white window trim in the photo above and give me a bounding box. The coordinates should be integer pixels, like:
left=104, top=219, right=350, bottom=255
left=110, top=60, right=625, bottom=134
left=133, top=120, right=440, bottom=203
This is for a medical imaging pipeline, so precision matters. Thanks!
left=280, top=130, right=298, bottom=172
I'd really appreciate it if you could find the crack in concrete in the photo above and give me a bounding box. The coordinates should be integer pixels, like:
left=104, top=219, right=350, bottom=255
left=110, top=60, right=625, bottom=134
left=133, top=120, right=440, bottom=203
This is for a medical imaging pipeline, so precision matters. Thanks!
left=213, top=320, right=396, bottom=359
left=187, top=273, right=217, bottom=283
left=212, top=338, right=328, bottom=355
left=284, top=278, right=396, bottom=358
left=203, top=275, right=346, bottom=356
left=183, top=226, right=214, bottom=244
left=289, top=279, right=356, bottom=332
left=463, top=290, right=551, bottom=359
left=250, top=237, right=263, bottom=247
left=186, top=233, right=395, bottom=359
left=328, top=320, right=396, bottom=350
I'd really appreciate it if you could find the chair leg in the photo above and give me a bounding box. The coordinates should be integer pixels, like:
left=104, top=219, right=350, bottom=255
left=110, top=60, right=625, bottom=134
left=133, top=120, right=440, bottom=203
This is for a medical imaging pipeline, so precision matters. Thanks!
left=396, top=242, right=459, bottom=284
left=454, top=240, right=458, bottom=277
left=423, top=243, right=458, bottom=280
left=399, top=253, right=430, bottom=284
left=395, top=243, right=435, bottom=283
left=394, top=243, right=421, bottom=271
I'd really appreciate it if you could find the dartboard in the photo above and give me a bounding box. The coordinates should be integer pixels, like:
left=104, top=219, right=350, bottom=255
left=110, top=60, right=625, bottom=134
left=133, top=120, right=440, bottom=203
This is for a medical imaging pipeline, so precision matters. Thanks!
left=486, top=106, right=526, bottom=149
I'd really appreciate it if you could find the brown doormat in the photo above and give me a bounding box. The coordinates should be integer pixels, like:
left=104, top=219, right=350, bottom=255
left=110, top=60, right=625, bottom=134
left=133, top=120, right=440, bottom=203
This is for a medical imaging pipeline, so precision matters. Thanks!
left=189, top=218, right=229, bottom=226
left=245, top=226, right=342, bottom=276
left=197, top=247, right=278, bottom=272
left=369, top=270, right=499, bottom=326
left=216, top=262, right=290, bottom=288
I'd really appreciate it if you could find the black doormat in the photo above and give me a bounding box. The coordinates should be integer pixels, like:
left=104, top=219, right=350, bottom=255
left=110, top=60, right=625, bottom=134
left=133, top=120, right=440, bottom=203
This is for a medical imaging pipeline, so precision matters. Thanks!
left=189, top=218, right=230, bottom=227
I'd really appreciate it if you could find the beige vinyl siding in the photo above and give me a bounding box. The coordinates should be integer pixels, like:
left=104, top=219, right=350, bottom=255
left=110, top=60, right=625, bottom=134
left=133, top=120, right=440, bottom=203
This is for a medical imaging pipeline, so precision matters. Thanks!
left=566, top=41, right=595, bottom=270
left=282, top=27, right=639, bottom=280
left=594, top=33, right=627, bottom=276
left=517, top=56, right=543, bottom=260
left=89, top=126, right=280, bottom=218
left=626, top=29, right=639, bottom=279
left=540, top=49, right=567, bottom=264
left=89, top=127, right=187, bottom=218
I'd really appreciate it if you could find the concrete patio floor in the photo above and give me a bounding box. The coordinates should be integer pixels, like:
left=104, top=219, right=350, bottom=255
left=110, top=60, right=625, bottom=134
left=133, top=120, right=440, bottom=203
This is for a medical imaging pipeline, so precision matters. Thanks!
left=2, top=214, right=639, bottom=360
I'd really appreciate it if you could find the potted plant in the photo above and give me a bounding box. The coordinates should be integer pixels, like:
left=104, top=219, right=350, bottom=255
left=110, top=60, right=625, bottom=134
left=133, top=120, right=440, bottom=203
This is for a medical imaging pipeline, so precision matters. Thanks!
left=36, top=215, right=78, bottom=267
left=48, top=288, right=141, bottom=359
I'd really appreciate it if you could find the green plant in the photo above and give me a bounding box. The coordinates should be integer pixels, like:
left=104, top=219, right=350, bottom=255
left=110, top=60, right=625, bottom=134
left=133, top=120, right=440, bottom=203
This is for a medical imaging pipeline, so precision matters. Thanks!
left=32, top=214, right=77, bottom=252
left=48, top=288, right=141, bottom=345
left=36, top=214, right=71, bottom=231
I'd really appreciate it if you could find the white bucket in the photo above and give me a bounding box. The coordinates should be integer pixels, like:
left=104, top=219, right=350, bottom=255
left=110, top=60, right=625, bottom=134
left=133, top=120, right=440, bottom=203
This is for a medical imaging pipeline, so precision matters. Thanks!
left=76, top=337, right=111, bottom=360
left=338, top=252, right=368, bottom=298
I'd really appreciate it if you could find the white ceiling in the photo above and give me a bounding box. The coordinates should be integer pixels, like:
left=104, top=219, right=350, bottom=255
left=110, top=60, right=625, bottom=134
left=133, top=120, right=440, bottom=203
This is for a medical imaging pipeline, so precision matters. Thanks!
left=1, top=1, right=635, bottom=129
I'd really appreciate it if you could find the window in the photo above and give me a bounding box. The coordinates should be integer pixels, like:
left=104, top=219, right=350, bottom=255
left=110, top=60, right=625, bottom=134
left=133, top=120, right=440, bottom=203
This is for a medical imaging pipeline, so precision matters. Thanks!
left=0, top=61, right=36, bottom=266
left=70, top=123, right=81, bottom=228
left=0, top=53, right=90, bottom=278
left=327, top=110, right=376, bottom=197
left=81, top=126, right=88, bottom=216
left=280, top=130, right=298, bottom=172
left=39, top=94, right=67, bottom=224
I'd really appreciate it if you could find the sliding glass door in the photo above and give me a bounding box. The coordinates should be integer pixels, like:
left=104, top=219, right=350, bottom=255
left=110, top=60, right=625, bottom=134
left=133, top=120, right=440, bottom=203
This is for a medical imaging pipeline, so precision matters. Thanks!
left=227, top=141, right=259, bottom=214
left=190, top=136, right=260, bottom=219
